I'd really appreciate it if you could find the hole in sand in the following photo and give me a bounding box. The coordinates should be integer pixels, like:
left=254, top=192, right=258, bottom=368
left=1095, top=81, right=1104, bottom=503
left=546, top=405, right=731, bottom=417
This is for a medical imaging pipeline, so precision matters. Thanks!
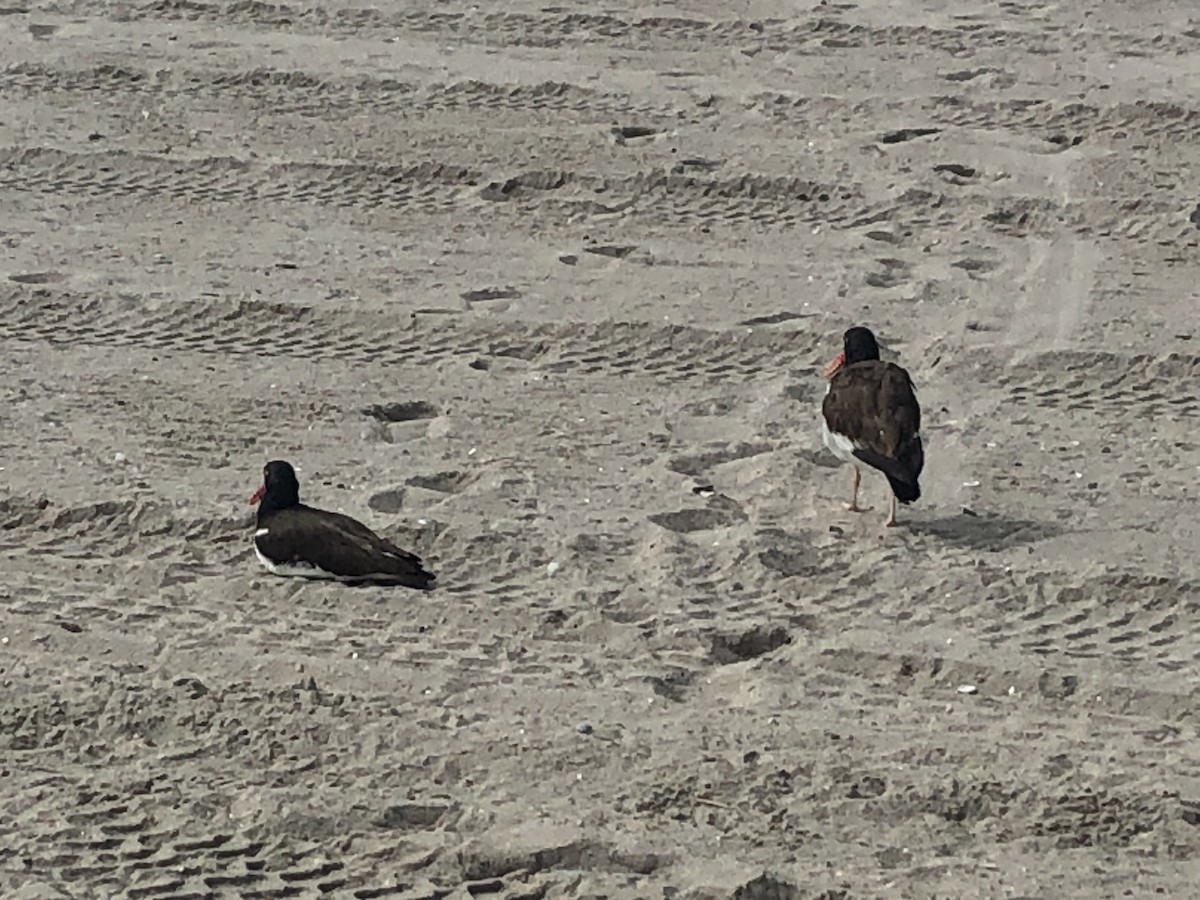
left=361, top=401, right=439, bottom=423
left=710, top=626, right=791, bottom=664
left=461, top=287, right=521, bottom=303
left=367, top=489, right=405, bottom=514
left=406, top=471, right=468, bottom=494
left=8, top=271, right=66, bottom=285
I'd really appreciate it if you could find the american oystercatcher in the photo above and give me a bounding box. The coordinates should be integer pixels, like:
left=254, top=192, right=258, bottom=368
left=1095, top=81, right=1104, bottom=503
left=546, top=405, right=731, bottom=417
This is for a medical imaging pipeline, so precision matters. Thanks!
left=820, top=326, right=924, bottom=527
left=249, top=460, right=436, bottom=588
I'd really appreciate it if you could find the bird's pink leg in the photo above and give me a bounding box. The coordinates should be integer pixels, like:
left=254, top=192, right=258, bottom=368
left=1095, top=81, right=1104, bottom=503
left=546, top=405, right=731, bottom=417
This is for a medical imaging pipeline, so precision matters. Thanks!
left=844, top=467, right=864, bottom=512
left=884, top=494, right=899, bottom=527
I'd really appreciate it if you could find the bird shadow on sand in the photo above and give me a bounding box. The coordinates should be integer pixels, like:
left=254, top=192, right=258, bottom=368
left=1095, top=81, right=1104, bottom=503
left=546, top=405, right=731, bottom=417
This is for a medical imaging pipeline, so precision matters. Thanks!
left=905, top=509, right=1061, bottom=551
left=272, top=573, right=437, bottom=595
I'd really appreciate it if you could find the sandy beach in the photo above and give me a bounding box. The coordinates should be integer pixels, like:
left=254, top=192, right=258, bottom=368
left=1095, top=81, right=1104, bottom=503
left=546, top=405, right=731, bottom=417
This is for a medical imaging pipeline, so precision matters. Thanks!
left=2, top=0, right=1200, bottom=896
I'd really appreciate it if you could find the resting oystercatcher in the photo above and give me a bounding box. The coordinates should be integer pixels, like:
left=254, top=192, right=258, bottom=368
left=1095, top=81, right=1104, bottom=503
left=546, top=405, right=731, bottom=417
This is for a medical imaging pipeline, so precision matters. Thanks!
left=249, top=460, right=436, bottom=588
left=820, top=326, right=924, bottom=527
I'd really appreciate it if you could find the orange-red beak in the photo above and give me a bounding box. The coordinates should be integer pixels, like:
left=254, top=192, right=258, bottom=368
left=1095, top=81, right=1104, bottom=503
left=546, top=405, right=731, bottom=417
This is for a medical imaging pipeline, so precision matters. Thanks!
left=249, top=486, right=265, bottom=505
left=822, top=351, right=846, bottom=379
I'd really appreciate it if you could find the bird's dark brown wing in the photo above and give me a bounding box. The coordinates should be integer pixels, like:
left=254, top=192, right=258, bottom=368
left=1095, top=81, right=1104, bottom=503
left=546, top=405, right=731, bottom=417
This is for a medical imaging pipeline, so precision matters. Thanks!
left=260, top=505, right=435, bottom=588
left=822, top=360, right=924, bottom=495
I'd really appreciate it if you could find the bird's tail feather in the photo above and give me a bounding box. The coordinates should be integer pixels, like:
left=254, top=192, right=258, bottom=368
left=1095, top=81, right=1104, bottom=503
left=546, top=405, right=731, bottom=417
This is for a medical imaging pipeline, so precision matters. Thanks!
left=885, top=473, right=921, bottom=504
left=852, top=444, right=923, bottom=504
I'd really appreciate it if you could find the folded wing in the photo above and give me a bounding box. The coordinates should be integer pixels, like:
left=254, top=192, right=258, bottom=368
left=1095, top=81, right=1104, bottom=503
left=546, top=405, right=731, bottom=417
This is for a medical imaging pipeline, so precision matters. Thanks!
left=260, top=505, right=436, bottom=587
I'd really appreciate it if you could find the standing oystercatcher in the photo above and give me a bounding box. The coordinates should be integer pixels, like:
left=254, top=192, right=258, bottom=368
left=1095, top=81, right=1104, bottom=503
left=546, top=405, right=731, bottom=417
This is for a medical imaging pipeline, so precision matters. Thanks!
left=820, top=326, right=924, bottom=526
left=249, top=460, right=436, bottom=588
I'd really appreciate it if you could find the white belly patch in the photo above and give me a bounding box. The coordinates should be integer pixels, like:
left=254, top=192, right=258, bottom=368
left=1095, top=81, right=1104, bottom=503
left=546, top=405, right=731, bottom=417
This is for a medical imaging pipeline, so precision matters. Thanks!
left=254, top=543, right=346, bottom=581
left=822, top=418, right=860, bottom=465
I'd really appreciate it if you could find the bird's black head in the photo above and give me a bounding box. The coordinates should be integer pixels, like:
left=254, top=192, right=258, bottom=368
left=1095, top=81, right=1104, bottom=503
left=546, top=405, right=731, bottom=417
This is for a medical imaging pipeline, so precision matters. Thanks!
left=250, top=459, right=301, bottom=515
left=842, top=326, right=881, bottom=365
